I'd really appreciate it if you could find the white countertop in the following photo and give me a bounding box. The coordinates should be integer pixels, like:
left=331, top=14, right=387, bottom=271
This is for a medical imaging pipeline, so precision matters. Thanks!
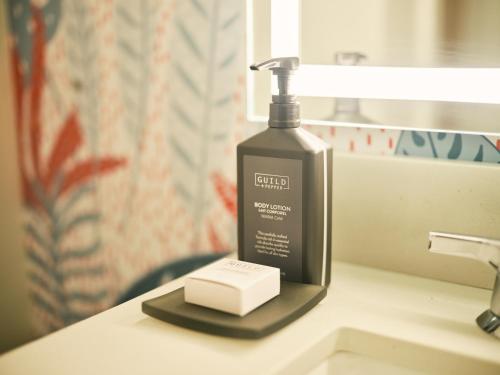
left=1, top=261, right=499, bottom=374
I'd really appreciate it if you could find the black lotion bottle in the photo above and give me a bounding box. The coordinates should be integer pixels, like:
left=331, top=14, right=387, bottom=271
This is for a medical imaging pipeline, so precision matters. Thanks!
left=237, top=57, right=332, bottom=286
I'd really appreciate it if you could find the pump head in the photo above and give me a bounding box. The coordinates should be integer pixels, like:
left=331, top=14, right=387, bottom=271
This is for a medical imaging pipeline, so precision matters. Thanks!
left=250, top=57, right=299, bottom=71
left=250, top=57, right=300, bottom=128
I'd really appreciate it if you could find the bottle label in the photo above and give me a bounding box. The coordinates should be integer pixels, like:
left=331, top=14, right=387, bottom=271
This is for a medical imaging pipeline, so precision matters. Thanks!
left=243, top=155, right=303, bottom=282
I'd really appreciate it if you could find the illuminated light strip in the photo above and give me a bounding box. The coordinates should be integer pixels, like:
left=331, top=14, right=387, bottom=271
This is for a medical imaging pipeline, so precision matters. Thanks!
left=271, top=0, right=299, bottom=57
left=295, top=65, right=500, bottom=104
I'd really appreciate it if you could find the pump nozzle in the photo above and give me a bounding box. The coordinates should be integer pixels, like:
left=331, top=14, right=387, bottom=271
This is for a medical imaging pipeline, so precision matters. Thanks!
left=250, top=57, right=299, bottom=72
left=250, top=57, right=300, bottom=128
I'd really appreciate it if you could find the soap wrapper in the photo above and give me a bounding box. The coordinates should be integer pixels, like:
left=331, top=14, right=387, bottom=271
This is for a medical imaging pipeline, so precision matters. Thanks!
left=184, top=259, right=280, bottom=317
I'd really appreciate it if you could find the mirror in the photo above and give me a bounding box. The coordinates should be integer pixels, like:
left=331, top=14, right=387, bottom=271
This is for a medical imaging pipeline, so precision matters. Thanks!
left=302, top=0, right=500, bottom=68
left=248, top=0, right=500, bottom=135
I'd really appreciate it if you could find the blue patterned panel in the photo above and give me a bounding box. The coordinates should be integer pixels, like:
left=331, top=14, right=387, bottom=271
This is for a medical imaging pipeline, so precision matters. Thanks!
left=396, top=131, right=500, bottom=163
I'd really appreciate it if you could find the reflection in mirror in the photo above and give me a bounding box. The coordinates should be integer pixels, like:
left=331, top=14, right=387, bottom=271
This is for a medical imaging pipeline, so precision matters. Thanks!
left=324, top=52, right=374, bottom=124
left=302, top=0, right=500, bottom=68
left=297, top=0, right=500, bottom=133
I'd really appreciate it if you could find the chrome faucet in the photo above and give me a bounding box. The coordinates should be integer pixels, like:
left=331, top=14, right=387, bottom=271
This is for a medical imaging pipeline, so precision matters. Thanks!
left=428, top=231, right=500, bottom=336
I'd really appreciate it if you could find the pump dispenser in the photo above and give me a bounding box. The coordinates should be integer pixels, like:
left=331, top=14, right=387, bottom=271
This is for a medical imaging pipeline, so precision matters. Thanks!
left=325, top=52, right=374, bottom=123
left=250, top=57, right=300, bottom=128
left=238, top=57, right=332, bottom=286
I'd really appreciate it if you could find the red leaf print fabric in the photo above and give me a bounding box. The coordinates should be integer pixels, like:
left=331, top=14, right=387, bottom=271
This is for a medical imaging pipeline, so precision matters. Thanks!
left=43, top=111, right=82, bottom=190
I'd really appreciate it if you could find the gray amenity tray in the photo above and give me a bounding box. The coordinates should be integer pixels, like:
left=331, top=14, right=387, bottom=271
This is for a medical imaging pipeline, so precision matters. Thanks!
left=142, top=281, right=327, bottom=339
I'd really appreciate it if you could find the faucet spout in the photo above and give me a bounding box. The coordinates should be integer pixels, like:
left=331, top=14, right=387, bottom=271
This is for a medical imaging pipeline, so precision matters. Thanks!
left=428, top=231, right=500, bottom=337
left=428, top=231, right=500, bottom=267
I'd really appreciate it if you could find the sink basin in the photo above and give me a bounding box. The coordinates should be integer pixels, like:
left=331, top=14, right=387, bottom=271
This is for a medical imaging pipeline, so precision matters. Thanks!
left=305, top=328, right=499, bottom=375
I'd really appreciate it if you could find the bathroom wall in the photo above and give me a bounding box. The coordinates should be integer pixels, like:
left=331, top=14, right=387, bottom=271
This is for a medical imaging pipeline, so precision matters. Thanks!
left=0, top=0, right=32, bottom=353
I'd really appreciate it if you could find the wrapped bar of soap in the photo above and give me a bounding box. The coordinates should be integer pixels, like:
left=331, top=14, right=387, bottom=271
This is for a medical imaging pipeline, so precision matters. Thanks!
left=184, top=259, right=280, bottom=317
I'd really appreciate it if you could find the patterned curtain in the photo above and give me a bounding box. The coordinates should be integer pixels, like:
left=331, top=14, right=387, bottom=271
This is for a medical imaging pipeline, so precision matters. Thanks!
left=6, top=0, right=245, bottom=335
